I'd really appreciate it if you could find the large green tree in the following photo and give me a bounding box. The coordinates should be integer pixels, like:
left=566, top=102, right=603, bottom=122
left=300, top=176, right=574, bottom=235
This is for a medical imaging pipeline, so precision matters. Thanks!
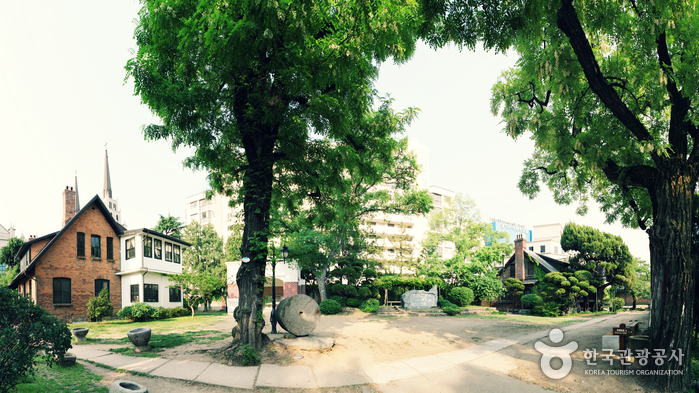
left=182, top=222, right=225, bottom=278
left=0, top=237, right=24, bottom=269
left=153, top=214, right=184, bottom=239
left=127, top=0, right=421, bottom=353
left=283, top=137, right=432, bottom=301
left=422, top=0, right=699, bottom=387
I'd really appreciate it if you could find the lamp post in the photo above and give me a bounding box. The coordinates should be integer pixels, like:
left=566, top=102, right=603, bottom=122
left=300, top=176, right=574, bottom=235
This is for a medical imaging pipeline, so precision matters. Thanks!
left=270, top=245, right=289, bottom=334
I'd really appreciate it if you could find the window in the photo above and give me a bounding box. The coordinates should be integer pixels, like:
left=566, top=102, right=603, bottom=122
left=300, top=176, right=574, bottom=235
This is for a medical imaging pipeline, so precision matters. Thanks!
left=169, top=287, right=182, bottom=302
left=107, top=237, right=113, bottom=260
left=526, top=260, right=536, bottom=277
left=126, top=237, right=136, bottom=260
left=143, top=237, right=152, bottom=258
left=190, top=201, right=198, bottom=210
left=509, top=263, right=515, bottom=278
left=91, top=235, right=101, bottom=258
left=174, top=245, right=180, bottom=264
left=540, top=245, right=546, bottom=253
left=154, top=239, right=162, bottom=259
left=388, top=223, right=395, bottom=227
left=165, top=242, right=173, bottom=262
left=95, top=279, right=109, bottom=296
left=28, top=280, right=31, bottom=299
left=53, top=278, right=71, bottom=304
left=77, top=232, right=85, bottom=257
left=130, top=284, right=139, bottom=302
left=529, top=247, right=534, bottom=251
left=144, top=284, right=158, bottom=302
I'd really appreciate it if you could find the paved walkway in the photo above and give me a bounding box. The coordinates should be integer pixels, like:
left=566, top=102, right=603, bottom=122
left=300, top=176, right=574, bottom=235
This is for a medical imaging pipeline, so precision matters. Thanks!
left=70, top=313, right=631, bottom=391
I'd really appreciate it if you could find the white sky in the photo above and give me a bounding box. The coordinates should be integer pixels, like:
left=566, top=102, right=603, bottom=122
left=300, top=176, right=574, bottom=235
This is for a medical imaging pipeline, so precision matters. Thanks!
left=0, top=2, right=650, bottom=263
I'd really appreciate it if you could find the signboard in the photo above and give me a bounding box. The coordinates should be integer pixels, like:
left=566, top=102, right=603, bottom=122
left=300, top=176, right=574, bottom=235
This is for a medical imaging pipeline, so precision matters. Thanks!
left=613, top=328, right=634, bottom=335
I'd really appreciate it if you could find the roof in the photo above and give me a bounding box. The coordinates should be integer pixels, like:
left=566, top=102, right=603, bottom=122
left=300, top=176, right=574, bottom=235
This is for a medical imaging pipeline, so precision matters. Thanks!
left=9, top=195, right=124, bottom=288
left=500, top=250, right=570, bottom=281
left=122, top=228, right=191, bottom=247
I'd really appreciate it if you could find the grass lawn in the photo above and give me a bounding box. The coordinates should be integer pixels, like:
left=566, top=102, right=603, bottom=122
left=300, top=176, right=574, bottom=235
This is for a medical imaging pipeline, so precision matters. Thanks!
left=13, top=361, right=108, bottom=393
left=68, top=312, right=229, bottom=339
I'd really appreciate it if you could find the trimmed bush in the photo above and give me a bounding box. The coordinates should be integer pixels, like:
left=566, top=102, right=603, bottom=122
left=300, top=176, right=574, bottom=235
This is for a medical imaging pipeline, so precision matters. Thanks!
left=329, top=295, right=347, bottom=307
left=86, top=288, right=113, bottom=322
left=533, top=301, right=561, bottom=317
left=357, top=286, right=371, bottom=298
left=521, top=294, right=544, bottom=307
left=442, top=304, right=461, bottom=316
left=346, top=298, right=362, bottom=307
left=319, top=299, right=342, bottom=315
left=359, top=299, right=380, bottom=313
left=1, top=286, right=72, bottom=393
left=449, top=287, right=474, bottom=307
left=612, top=297, right=626, bottom=311
left=437, top=298, right=454, bottom=308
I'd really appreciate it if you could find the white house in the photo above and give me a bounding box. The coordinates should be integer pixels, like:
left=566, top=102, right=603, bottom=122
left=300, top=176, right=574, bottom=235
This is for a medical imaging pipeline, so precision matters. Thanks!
left=117, top=228, right=190, bottom=309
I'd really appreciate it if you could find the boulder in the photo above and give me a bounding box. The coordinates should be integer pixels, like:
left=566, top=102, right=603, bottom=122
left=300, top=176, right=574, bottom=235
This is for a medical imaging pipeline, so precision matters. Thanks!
left=401, top=285, right=438, bottom=309
left=276, top=294, right=320, bottom=337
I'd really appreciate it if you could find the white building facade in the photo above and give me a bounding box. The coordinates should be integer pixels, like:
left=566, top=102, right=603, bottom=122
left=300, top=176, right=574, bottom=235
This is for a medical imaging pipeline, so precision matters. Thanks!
left=527, top=223, right=571, bottom=261
left=117, top=228, right=190, bottom=309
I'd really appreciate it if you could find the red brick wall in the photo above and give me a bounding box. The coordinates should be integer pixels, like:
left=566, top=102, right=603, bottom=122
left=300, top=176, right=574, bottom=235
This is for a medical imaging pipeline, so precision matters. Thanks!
left=514, top=236, right=525, bottom=281
left=283, top=281, right=298, bottom=297
left=33, top=203, right=121, bottom=322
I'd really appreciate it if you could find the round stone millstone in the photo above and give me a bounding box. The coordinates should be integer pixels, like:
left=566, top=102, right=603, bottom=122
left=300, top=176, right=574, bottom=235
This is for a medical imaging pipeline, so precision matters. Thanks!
left=276, top=294, right=320, bottom=336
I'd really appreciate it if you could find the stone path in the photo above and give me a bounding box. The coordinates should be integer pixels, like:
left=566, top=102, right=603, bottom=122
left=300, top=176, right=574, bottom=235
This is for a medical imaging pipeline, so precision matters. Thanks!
left=70, top=313, right=626, bottom=391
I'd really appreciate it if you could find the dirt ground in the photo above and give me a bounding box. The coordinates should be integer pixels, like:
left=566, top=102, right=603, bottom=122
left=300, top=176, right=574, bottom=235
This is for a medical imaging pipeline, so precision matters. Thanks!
left=81, top=309, right=660, bottom=392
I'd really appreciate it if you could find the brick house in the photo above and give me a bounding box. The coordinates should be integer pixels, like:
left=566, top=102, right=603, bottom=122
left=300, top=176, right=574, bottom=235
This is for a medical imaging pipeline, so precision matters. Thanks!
left=498, top=234, right=569, bottom=310
left=9, top=189, right=125, bottom=322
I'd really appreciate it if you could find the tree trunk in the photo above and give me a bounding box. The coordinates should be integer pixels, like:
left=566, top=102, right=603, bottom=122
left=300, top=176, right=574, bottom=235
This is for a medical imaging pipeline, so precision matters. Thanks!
left=317, top=265, right=329, bottom=302
left=647, top=163, right=697, bottom=391
left=234, top=128, right=276, bottom=351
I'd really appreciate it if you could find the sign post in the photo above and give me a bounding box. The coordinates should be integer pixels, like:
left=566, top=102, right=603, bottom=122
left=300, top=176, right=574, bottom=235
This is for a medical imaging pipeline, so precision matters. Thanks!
left=613, top=323, right=634, bottom=369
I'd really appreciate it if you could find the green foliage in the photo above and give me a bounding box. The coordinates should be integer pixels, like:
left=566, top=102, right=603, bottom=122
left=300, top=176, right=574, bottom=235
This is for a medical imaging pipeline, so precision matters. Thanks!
left=437, top=298, right=454, bottom=308
left=319, top=299, right=342, bottom=315
left=119, top=302, right=155, bottom=322
left=359, top=299, right=380, bottom=313
left=373, top=275, right=442, bottom=292
left=0, top=237, right=23, bottom=268
left=357, top=286, right=372, bottom=298
left=0, top=264, right=18, bottom=288
left=153, top=214, right=184, bottom=239
left=0, top=286, right=71, bottom=393
left=612, top=297, right=626, bottom=311
left=168, top=272, right=226, bottom=317
left=346, top=298, right=362, bottom=307
left=521, top=294, right=544, bottom=307
left=86, top=288, right=113, bottom=322
left=224, top=223, right=243, bottom=262
left=448, top=287, right=474, bottom=307
left=182, top=222, right=225, bottom=279
left=442, top=304, right=461, bottom=316
left=329, top=296, right=347, bottom=307
left=533, top=302, right=561, bottom=318
left=240, top=345, right=261, bottom=366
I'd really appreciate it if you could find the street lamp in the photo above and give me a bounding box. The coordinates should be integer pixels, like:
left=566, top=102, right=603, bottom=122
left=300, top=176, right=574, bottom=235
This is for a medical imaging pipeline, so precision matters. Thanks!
left=270, top=245, right=289, bottom=334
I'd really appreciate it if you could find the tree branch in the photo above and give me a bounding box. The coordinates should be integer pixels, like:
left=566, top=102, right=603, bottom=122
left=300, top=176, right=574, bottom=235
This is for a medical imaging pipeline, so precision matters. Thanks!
left=557, top=0, right=654, bottom=143
left=657, top=31, right=690, bottom=159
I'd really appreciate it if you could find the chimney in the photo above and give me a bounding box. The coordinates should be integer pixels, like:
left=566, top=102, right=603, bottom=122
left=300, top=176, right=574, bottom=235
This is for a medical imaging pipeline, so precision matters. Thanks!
left=62, top=186, right=77, bottom=226
left=514, top=234, right=526, bottom=280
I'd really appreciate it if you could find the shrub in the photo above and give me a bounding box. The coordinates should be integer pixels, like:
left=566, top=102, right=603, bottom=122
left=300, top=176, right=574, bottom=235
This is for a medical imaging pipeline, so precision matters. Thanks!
left=359, top=299, right=380, bottom=313
left=438, top=298, right=454, bottom=308
left=521, top=294, right=544, bottom=307
left=121, top=302, right=158, bottom=322
left=533, top=302, right=561, bottom=317
left=346, top=298, right=362, bottom=307
left=329, top=295, right=347, bottom=307
left=0, top=287, right=71, bottom=393
left=118, top=305, right=132, bottom=320
left=357, top=286, right=371, bottom=298
left=442, top=304, right=461, bottom=316
left=449, top=287, right=474, bottom=307
left=86, top=288, right=113, bottom=322
left=612, top=297, right=626, bottom=311
left=344, top=286, right=358, bottom=298
left=172, top=307, right=190, bottom=317
left=319, top=299, right=342, bottom=315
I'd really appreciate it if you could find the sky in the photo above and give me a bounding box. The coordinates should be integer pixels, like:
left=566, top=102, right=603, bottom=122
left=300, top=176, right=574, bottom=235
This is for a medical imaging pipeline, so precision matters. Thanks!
left=0, top=2, right=651, bottom=263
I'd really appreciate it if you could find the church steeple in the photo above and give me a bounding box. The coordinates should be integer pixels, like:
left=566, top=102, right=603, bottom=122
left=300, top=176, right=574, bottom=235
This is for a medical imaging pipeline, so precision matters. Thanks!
left=104, top=148, right=112, bottom=199
left=101, top=146, right=124, bottom=227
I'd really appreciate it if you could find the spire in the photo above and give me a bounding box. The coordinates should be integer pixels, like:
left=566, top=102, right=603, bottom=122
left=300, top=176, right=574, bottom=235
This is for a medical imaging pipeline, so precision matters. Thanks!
left=75, top=171, right=80, bottom=211
left=104, top=147, right=112, bottom=199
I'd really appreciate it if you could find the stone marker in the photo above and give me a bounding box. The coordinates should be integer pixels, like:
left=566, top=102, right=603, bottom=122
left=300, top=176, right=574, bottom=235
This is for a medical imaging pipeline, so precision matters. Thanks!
left=401, top=285, right=438, bottom=309
left=276, top=294, right=320, bottom=336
